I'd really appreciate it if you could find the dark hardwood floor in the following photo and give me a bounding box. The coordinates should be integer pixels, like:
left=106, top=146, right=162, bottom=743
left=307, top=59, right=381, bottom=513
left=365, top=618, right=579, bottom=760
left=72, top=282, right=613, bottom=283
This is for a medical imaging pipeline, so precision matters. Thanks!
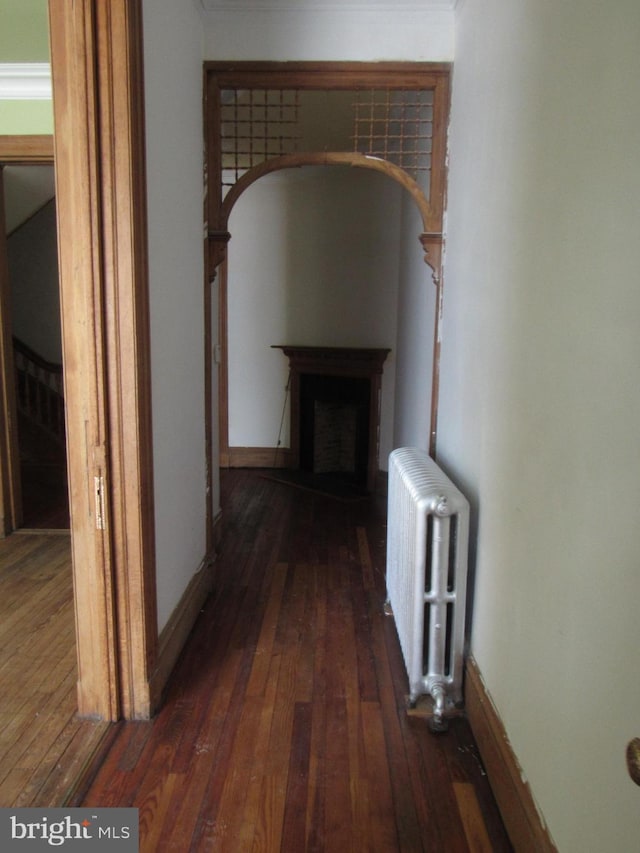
left=80, top=469, right=512, bottom=852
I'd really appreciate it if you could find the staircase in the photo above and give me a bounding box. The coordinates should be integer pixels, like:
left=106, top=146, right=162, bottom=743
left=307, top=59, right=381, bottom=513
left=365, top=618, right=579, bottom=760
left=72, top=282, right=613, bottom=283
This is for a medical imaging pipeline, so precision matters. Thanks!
left=13, top=338, right=68, bottom=528
left=13, top=336, right=65, bottom=455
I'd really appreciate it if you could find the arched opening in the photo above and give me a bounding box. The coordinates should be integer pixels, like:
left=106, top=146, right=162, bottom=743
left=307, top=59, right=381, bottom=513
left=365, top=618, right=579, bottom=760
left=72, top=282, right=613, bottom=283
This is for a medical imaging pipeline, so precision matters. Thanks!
left=219, top=162, right=437, bottom=494
left=204, top=62, right=450, bottom=534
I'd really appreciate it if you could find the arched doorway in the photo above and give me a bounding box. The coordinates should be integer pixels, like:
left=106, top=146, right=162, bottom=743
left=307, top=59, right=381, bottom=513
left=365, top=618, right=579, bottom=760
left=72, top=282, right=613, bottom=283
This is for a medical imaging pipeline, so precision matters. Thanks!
left=204, top=62, right=451, bottom=509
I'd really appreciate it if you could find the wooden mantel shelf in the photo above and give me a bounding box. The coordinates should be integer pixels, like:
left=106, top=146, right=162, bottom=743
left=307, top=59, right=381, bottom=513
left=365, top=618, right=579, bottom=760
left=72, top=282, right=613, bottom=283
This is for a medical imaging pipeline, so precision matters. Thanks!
left=272, top=345, right=390, bottom=376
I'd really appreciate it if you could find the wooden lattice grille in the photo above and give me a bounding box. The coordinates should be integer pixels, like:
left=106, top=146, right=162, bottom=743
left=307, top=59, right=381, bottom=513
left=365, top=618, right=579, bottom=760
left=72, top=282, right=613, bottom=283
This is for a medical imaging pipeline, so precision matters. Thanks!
left=219, top=86, right=434, bottom=198
left=352, top=90, right=433, bottom=180
left=220, top=89, right=301, bottom=188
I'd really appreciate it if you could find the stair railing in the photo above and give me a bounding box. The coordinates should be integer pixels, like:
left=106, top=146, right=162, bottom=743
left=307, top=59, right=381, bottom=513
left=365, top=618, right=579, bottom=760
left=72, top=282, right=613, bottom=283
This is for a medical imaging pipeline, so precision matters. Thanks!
left=13, top=337, right=65, bottom=443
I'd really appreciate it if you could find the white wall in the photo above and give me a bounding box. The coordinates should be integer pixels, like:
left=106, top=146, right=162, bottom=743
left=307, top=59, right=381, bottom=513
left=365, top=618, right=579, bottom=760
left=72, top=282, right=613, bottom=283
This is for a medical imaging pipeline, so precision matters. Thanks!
left=143, top=0, right=209, bottom=631
left=227, top=167, right=402, bottom=466
left=203, top=6, right=453, bottom=62
left=393, top=190, right=435, bottom=452
left=442, top=0, right=640, bottom=849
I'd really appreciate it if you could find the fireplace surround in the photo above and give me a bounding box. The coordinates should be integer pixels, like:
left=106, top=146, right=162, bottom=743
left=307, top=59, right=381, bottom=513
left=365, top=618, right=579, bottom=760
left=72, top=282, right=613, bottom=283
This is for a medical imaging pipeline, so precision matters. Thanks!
left=273, top=346, right=390, bottom=492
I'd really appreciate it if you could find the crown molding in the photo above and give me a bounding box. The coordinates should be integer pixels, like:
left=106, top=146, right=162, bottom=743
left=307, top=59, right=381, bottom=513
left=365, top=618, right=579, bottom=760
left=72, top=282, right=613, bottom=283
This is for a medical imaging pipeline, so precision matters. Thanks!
left=199, top=0, right=457, bottom=11
left=0, top=63, right=52, bottom=100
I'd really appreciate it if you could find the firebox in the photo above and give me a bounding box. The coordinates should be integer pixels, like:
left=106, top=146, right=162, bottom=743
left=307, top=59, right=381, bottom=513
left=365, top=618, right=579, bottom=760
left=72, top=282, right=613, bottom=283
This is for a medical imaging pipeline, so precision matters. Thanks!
left=300, top=374, right=370, bottom=486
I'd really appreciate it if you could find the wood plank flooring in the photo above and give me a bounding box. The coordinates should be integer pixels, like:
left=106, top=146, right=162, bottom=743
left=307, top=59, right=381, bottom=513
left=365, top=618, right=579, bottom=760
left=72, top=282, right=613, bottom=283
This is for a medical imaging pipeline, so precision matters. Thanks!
left=81, top=469, right=513, bottom=852
left=0, top=532, right=110, bottom=806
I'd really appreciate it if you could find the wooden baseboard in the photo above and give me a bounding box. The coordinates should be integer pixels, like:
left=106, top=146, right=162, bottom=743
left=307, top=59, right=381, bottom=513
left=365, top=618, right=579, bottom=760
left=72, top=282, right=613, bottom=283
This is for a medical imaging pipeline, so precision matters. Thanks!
left=149, top=553, right=216, bottom=710
left=227, top=446, right=293, bottom=468
left=465, top=657, right=558, bottom=852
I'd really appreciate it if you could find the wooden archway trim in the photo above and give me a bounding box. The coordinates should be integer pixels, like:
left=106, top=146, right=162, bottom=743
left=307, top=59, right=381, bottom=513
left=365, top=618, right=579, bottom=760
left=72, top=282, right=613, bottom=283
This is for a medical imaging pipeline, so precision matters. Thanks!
left=213, top=153, right=445, bottom=291
left=219, top=151, right=437, bottom=234
left=206, top=62, right=450, bottom=469
left=210, top=152, right=445, bottom=463
left=212, top=151, right=445, bottom=291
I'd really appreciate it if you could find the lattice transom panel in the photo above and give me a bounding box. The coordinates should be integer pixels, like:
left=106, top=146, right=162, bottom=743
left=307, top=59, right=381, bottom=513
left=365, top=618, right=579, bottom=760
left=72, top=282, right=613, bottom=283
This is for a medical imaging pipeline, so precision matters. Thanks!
left=352, top=89, right=433, bottom=177
left=220, top=89, right=301, bottom=186
left=219, top=87, right=434, bottom=197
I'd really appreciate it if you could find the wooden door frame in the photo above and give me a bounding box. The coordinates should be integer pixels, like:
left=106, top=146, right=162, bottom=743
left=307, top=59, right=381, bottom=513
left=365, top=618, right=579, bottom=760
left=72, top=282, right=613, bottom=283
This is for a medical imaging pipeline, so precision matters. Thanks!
left=47, top=0, right=158, bottom=720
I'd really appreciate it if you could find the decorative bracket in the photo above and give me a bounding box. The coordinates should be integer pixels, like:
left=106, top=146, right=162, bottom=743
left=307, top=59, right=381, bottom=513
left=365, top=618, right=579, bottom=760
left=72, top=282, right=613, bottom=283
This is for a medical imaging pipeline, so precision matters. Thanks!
left=419, top=232, right=443, bottom=286
left=207, top=230, right=231, bottom=279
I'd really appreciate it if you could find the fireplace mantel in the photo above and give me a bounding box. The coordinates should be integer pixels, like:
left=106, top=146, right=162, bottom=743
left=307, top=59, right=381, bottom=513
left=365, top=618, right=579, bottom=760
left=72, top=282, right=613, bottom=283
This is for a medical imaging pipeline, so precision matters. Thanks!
left=272, top=345, right=390, bottom=377
left=273, top=345, right=390, bottom=492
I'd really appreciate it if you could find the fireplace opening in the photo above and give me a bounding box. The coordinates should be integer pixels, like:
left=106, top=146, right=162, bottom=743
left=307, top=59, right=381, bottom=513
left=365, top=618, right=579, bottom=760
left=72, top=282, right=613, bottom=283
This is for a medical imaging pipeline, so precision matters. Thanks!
left=300, top=374, right=370, bottom=487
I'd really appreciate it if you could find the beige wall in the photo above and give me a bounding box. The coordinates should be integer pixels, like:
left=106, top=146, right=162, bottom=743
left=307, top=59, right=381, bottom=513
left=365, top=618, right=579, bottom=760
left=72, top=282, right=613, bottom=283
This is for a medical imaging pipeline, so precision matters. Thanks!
left=441, top=0, right=640, bottom=849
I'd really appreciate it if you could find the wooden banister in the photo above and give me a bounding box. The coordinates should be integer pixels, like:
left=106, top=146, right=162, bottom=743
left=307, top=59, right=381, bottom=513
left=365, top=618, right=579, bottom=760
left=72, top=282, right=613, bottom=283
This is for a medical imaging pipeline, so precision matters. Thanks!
left=12, top=336, right=65, bottom=442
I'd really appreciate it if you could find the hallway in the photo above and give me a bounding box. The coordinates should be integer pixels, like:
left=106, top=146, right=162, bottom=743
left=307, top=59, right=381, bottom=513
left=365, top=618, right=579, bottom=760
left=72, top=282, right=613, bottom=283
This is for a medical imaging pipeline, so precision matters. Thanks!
left=80, top=469, right=511, bottom=851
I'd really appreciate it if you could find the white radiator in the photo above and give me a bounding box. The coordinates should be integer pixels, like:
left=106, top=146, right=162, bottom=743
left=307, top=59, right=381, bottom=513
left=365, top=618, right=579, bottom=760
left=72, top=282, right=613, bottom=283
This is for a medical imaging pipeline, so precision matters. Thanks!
left=386, top=447, right=470, bottom=731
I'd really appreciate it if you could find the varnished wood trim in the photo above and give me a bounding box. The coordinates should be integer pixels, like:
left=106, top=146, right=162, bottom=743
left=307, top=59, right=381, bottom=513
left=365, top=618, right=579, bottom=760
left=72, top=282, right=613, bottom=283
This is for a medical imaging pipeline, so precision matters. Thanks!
left=220, top=152, right=436, bottom=233
left=48, top=0, right=157, bottom=720
left=49, top=1, right=120, bottom=720
left=429, top=73, right=450, bottom=233
left=465, top=657, right=558, bottom=852
left=203, top=61, right=452, bottom=89
left=217, top=258, right=230, bottom=463
left=0, top=135, right=54, bottom=164
left=95, top=0, right=158, bottom=720
left=206, top=61, right=450, bottom=235
left=228, top=447, right=294, bottom=469
left=205, top=272, right=214, bottom=552
left=150, top=556, right=216, bottom=709
left=205, top=245, right=229, bottom=551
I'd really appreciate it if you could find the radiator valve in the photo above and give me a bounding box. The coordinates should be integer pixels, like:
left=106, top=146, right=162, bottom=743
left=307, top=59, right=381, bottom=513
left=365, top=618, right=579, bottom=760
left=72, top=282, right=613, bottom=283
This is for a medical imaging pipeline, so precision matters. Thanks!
left=429, top=681, right=448, bottom=733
